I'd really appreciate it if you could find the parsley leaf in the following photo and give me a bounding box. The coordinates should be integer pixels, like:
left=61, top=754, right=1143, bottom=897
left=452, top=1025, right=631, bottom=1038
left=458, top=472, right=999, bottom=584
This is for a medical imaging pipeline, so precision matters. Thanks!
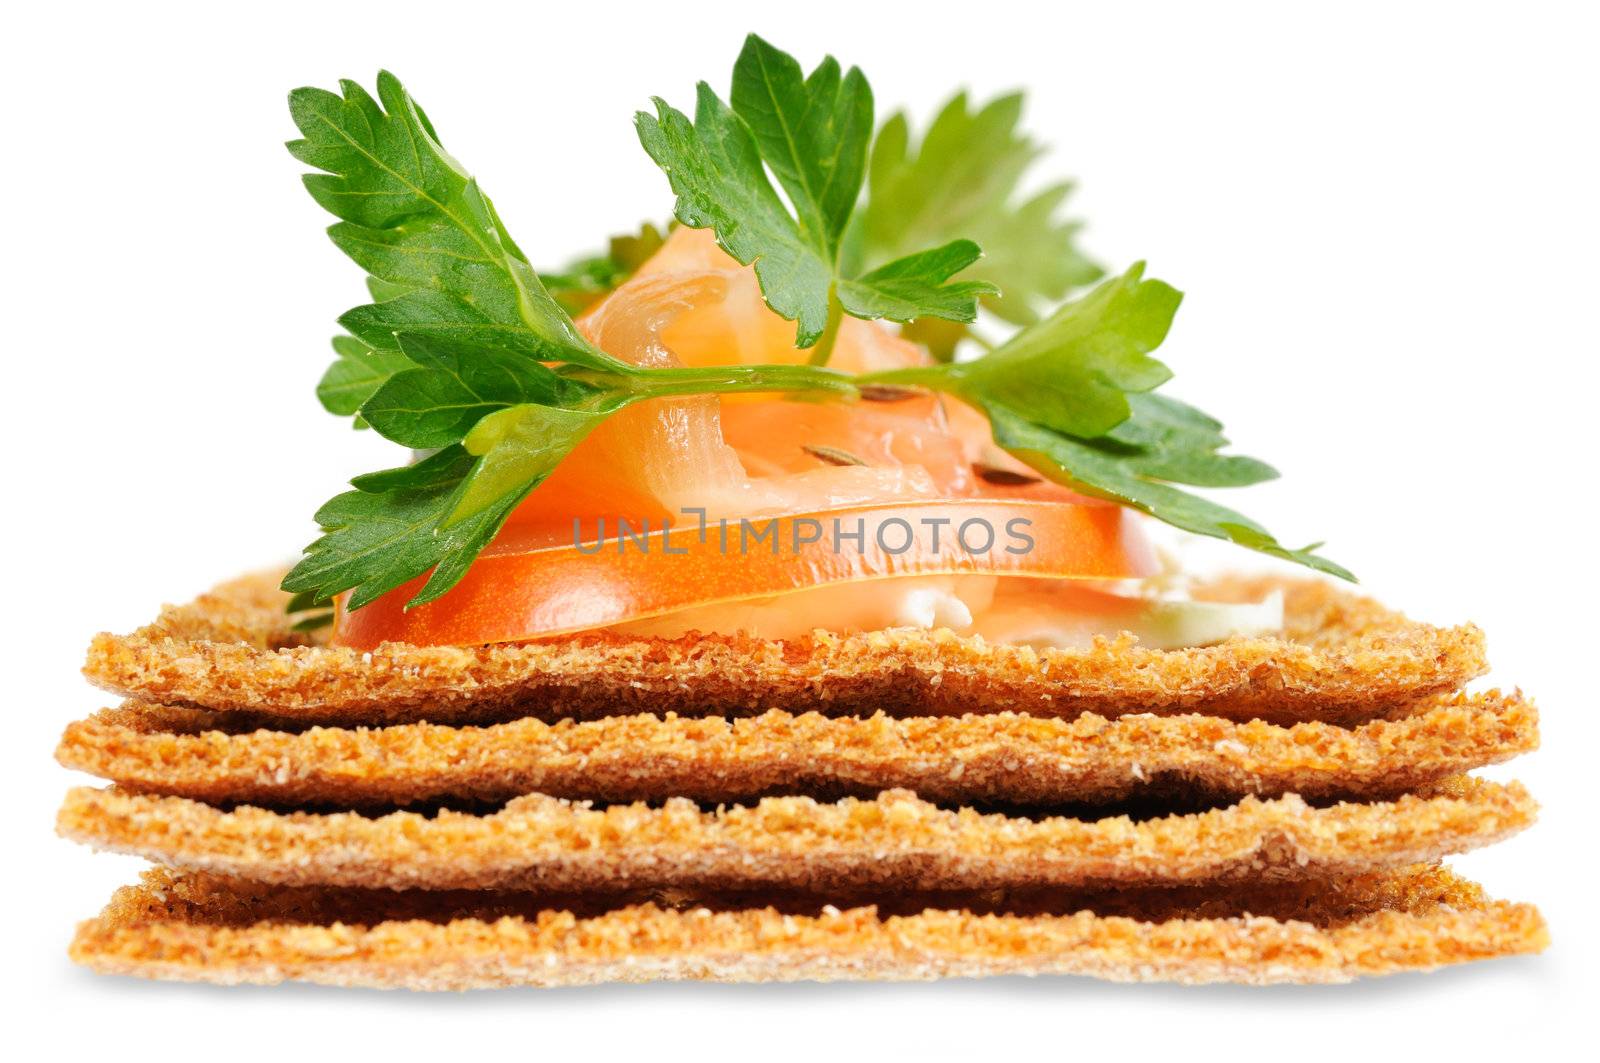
left=868, top=264, right=1348, bottom=578
left=360, top=334, right=596, bottom=449
left=283, top=72, right=643, bottom=608
left=282, top=446, right=512, bottom=610
left=315, top=335, right=413, bottom=419
left=837, top=240, right=988, bottom=323
left=729, top=36, right=872, bottom=261
left=284, top=401, right=627, bottom=610
left=448, top=399, right=627, bottom=526
left=857, top=91, right=1103, bottom=354
left=1104, top=394, right=1278, bottom=487
left=635, top=35, right=995, bottom=355
left=988, top=407, right=1350, bottom=579
left=939, top=263, right=1178, bottom=437
left=287, top=72, right=621, bottom=372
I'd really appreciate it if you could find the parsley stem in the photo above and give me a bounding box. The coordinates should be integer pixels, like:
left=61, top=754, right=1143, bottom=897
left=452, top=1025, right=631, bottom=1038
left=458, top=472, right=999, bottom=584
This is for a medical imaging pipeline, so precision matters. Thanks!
left=853, top=364, right=955, bottom=390
left=805, top=288, right=845, bottom=367
left=585, top=363, right=859, bottom=402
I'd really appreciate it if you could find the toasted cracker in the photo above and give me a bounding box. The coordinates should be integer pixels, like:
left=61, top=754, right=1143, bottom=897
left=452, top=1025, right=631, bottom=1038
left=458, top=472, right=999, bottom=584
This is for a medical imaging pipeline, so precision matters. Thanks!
left=56, top=777, right=1533, bottom=892
left=81, top=571, right=1487, bottom=727
left=56, top=690, right=1537, bottom=808
left=70, top=864, right=1546, bottom=988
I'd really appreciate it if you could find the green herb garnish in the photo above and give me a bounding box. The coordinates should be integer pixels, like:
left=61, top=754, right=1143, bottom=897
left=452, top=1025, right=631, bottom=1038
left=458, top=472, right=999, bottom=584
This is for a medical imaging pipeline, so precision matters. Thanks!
left=635, top=35, right=997, bottom=363
left=855, top=91, right=1102, bottom=357
left=283, top=37, right=1349, bottom=612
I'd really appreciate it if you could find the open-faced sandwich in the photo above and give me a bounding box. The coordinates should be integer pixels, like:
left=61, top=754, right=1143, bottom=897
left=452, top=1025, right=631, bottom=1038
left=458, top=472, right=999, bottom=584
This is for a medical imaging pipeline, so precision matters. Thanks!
left=56, top=35, right=1545, bottom=989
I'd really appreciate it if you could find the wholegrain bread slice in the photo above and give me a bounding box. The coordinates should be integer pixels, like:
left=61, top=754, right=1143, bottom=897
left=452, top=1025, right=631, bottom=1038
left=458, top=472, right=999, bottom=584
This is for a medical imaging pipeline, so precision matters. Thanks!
left=70, top=864, right=1546, bottom=988
left=82, top=571, right=1486, bottom=727
left=57, top=777, right=1534, bottom=893
left=56, top=690, right=1537, bottom=808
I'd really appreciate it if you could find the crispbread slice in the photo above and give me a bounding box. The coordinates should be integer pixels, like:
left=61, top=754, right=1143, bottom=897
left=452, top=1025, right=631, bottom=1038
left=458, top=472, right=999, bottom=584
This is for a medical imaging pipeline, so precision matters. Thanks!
left=82, top=571, right=1486, bottom=727
left=56, top=690, right=1538, bottom=808
left=56, top=777, right=1534, bottom=893
left=70, top=864, right=1547, bottom=988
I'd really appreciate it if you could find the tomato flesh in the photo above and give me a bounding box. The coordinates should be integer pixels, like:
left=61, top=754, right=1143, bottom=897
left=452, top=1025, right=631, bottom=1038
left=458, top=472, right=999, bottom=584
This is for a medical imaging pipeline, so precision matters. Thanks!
left=333, top=500, right=1156, bottom=650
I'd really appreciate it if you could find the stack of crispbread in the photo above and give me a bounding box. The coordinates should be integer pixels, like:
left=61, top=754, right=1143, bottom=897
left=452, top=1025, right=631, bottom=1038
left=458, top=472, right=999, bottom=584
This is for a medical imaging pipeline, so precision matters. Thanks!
left=56, top=571, right=1546, bottom=988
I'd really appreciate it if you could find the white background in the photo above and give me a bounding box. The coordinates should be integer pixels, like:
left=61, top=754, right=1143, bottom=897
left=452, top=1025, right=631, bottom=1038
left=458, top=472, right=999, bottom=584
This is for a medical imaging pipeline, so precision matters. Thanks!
left=3, top=1, right=1595, bottom=1058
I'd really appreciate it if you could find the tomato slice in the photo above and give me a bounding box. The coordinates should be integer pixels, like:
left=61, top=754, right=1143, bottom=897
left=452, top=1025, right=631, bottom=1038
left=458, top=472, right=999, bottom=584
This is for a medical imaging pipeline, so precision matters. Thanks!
left=332, top=499, right=1158, bottom=649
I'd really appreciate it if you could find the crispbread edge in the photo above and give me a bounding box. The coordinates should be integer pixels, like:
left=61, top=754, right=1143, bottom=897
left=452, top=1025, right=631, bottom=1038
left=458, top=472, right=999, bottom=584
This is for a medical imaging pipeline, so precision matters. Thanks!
left=69, top=866, right=1548, bottom=988
left=83, top=571, right=1488, bottom=726
left=56, top=690, right=1539, bottom=807
left=56, top=777, right=1536, bottom=893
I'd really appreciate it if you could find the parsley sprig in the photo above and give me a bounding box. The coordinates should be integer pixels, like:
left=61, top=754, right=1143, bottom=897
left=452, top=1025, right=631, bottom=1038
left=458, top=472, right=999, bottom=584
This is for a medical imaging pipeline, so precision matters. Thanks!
left=856, top=91, right=1103, bottom=358
left=636, top=35, right=997, bottom=363
left=283, top=39, right=1348, bottom=613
